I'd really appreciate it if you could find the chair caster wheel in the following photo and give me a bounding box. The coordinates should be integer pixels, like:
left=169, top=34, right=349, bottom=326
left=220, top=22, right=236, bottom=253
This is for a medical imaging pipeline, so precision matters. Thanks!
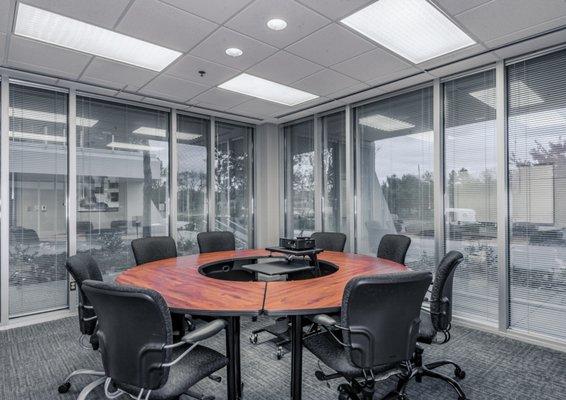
left=58, top=382, right=71, bottom=393
left=454, top=367, right=466, bottom=380
left=249, top=333, right=258, bottom=344
left=276, top=347, right=283, bottom=360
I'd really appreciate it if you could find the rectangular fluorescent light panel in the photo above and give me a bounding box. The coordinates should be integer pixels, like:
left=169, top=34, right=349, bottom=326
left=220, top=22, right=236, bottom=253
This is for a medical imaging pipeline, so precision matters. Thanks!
left=15, top=3, right=181, bottom=71
left=133, top=127, right=167, bottom=137
left=10, top=131, right=66, bottom=143
left=177, top=132, right=202, bottom=141
left=470, top=82, right=544, bottom=109
left=359, top=115, right=415, bottom=132
left=341, top=0, right=475, bottom=63
left=218, top=73, right=318, bottom=106
left=107, top=142, right=160, bottom=151
left=9, top=108, right=98, bottom=127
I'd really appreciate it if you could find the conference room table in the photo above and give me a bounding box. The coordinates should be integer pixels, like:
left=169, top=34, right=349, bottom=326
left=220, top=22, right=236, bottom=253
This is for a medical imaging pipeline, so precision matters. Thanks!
left=116, top=249, right=408, bottom=400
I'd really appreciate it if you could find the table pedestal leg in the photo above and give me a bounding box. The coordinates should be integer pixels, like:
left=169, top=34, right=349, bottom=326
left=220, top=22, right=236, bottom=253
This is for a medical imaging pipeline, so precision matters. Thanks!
left=290, top=315, right=303, bottom=400
left=226, top=316, right=242, bottom=400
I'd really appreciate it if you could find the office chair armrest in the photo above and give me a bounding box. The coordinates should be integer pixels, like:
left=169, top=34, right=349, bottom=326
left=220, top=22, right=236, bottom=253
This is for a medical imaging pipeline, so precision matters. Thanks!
left=181, top=319, right=227, bottom=344
left=312, top=314, right=338, bottom=328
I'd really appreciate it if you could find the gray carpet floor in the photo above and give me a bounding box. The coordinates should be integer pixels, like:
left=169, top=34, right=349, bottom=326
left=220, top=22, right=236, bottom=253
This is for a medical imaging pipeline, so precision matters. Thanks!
left=1, top=316, right=566, bottom=400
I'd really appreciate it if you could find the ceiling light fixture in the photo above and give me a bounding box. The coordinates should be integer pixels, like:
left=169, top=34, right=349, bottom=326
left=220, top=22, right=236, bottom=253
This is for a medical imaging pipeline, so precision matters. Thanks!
left=177, top=132, right=202, bottom=141
left=14, top=3, right=181, bottom=71
left=218, top=73, right=318, bottom=106
left=359, top=114, right=415, bottom=132
left=267, top=18, right=287, bottom=31
left=107, top=142, right=162, bottom=151
left=133, top=127, right=167, bottom=137
left=9, top=131, right=67, bottom=143
left=470, top=82, right=543, bottom=109
left=9, top=108, right=98, bottom=127
left=341, top=0, right=475, bottom=63
left=225, top=47, right=243, bottom=57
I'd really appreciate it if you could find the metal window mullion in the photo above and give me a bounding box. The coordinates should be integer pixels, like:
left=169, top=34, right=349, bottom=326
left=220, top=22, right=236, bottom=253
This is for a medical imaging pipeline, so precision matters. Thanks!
left=495, top=60, right=510, bottom=332
left=208, top=117, right=216, bottom=231
left=279, top=125, right=286, bottom=237
left=67, top=88, right=77, bottom=311
left=433, top=79, right=445, bottom=265
left=354, top=108, right=362, bottom=254
left=169, top=109, right=178, bottom=241
left=248, top=127, right=255, bottom=248
left=1, top=76, right=10, bottom=325
left=345, top=105, right=355, bottom=252
left=314, top=116, right=322, bottom=232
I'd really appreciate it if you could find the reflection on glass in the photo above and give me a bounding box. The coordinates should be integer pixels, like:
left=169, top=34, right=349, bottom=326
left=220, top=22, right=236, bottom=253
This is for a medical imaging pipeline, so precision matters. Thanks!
left=9, top=84, right=68, bottom=317
left=76, top=97, right=169, bottom=276
left=322, top=112, right=348, bottom=243
left=508, top=50, right=566, bottom=340
left=177, top=115, right=209, bottom=255
left=285, top=120, right=315, bottom=237
left=356, top=88, right=434, bottom=271
left=444, top=70, right=498, bottom=324
left=215, top=121, right=253, bottom=249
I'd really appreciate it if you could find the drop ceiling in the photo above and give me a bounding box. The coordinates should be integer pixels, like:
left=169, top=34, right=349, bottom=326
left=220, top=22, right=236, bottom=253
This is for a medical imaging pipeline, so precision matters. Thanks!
left=1, top=0, right=566, bottom=124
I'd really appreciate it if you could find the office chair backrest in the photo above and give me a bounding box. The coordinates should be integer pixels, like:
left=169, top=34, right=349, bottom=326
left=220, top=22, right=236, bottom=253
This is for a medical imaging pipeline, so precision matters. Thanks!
left=197, top=231, right=235, bottom=253
left=341, top=271, right=432, bottom=370
left=310, top=232, right=347, bottom=252
left=131, top=236, right=177, bottom=266
left=377, top=234, right=411, bottom=264
left=65, top=253, right=103, bottom=336
left=430, top=251, right=463, bottom=332
left=83, top=280, right=173, bottom=390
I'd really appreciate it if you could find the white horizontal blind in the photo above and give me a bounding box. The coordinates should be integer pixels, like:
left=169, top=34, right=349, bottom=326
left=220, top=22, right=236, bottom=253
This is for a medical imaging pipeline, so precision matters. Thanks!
left=507, top=49, right=566, bottom=340
left=443, top=70, right=498, bottom=324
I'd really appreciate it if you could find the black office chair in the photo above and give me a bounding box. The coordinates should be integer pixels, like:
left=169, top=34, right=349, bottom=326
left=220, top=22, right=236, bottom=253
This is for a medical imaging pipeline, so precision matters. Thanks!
left=197, top=231, right=253, bottom=282
left=396, top=251, right=467, bottom=400
left=81, top=280, right=228, bottom=400
left=131, top=236, right=177, bottom=265
left=377, top=234, right=411, bottom=264
left=58, top=254, right=105, bottom=394
left=311, top=232, right=347, bottom=252
left=305, top=271, right=433, bottom=400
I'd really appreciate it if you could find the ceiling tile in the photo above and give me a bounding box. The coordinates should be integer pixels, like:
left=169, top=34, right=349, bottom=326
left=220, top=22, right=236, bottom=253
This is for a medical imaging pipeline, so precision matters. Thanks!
left=485, top=15, right=566, bottom=49
left=333, top=85, right=387, bottom=104
left=378, top=73, right=434, bottom=94
left=167, top=54, right=240, bottom=86
left=8, top=36, right=92, bottom=80
left=427, top=52, right=499, bottom=78
left=140, top=74, right=209, bottom=102
left=493, top=29, right=566, bottom=59
left=292, top=69, right=360, bottom=96
left=229, top=99, right=291, bottom=116
left=190, top=27, right=277, bottom=69
left=192, top=88, right=251, bottom=108
left=432, top=0, right=492, bottom=16
left=247, top=51, right=323, bottom=84
left=0, top=1, right=13, bottom=34
left=366, top=67, right=422, bottom=87
left=331, top=48, right=413, bottom=82
left=23, top=0, right=131, bottom=28
left=59, top=80, right=120, bottom=97
left=115, top=92, right=146, bottom=102
left=225, top=0, right=330, bottom=48
left=82, top=57, right=157, bottom=91
left=455, top=0, right=566, bottom=44
left=296, top=0, right=374, bottom=20
left=116, top=0, right=217, bottom=52
left=192, top=101, right=233, bottom=112
left=286, top=23, right=374, bottom=66
left=160, top=0, right=251, bottom=24
left=417, top=44, right=488, bottom=70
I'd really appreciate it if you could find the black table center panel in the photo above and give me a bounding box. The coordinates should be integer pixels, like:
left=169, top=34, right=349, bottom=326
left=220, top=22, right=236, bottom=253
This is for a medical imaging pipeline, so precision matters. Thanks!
left=198, top=248, right=339, bottom=282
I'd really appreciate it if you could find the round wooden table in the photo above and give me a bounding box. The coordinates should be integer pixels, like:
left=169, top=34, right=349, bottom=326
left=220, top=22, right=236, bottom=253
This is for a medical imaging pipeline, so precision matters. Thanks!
left=116, top=249, right=408, bottom=400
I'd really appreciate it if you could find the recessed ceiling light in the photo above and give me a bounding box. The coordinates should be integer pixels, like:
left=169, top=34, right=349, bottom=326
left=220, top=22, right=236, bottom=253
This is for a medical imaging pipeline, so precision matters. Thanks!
left=341, top=0, right=475, bottom=63
left=133, top=127, right=167, bottom=137
left=218, top=73, right=318, bottom=106
left=359, top=114, right=415, bottom=132
left=470, top=82, right=543, bottom=109
left=107, top=142, right=162, bottom=151
left=10, top=131, right=66, bottom=143
left=14, top=3, right=181, bottom=71
left=267, top=18, right=287, bottom=31
left=225, top=47, right=243, bottom=57
left=9, top=107, right=98, bottom=127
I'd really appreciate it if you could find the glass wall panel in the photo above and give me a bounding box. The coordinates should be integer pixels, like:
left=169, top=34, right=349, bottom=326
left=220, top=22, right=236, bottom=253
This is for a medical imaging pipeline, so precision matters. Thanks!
left=176, top=114, right=209, bottom=255
left=508, top=50, right=566, bottom=340
left=284, top=120, right=315, bottom=237
left=76, top=97, right=169, bottom=276
left=215, top=121, right=253, bottom=249
left=9, top=84, right=68, bottom=317
left=321, top=111, right=348, bottom=241
left=356, top=88, right=435, bottom=271
left=444, top=70, right=498, bottom=324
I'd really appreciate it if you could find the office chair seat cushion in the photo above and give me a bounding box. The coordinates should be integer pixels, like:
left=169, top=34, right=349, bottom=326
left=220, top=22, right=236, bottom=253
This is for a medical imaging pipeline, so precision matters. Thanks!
left=304, top=332, right=396, bottom=378
left=417, top=310, right=436, bottom=344
left=117, top=345, right=228, bottom=399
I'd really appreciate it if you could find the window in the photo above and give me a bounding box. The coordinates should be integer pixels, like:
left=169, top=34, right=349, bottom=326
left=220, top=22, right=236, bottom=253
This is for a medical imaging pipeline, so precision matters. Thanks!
left=76, top=97, right=169, bottom=276
left=508, top=50, right=566, bottom=340
left=176, top=114, right=209, bottom=255
left=356, top=88, right=434, bottom=271
left=284, top=120, right=315, bottom=237
left=321, top=111, right=348, bottom=242
left=444, top=70, right=498, bottom=324
left=9, top=84, right=68, bottom=317
left=215, top=121, right=253, bottom=249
